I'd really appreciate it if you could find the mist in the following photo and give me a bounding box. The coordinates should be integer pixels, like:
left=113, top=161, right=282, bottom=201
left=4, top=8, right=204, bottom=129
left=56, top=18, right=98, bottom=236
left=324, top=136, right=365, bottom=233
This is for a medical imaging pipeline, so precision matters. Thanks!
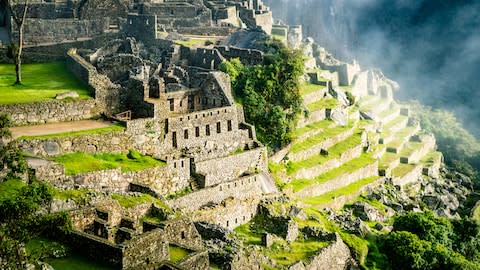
left=264, top=0, right=480, bottom=137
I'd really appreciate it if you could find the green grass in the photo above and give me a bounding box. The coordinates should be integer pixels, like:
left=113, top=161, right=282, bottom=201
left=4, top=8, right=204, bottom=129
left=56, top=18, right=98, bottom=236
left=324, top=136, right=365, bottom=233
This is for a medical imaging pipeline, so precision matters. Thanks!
left=421, top=151, right=442, bottom=166
left=0, top=178, right=26, bottom=202
left=52, top=151, right=166, bottom=175
left=301, top=176, right=380, bottom=206
left=288, top=154, right=376, bottom=193
left=0, top=62, right=92, bottom=104
left=290, top=123, right=353, bottom=154
left=55, top=188, right=92, bottom=205
left=293, top=120, right=332, bottom=139
left=392, top=163, right=416, bottom=177
left=306, top=98, right=339, bottom=112
left=46, top=254, right=116, bottom=270
left=19, top=123, right=126, bottom=140
left=174, top=39, right=209, bottom=47
left=299, top=82, right=325, bottom=96
left=378, top=104, right=399, bottom=119
left=400, top=141, right=423, bottom=157
left=234, top=223, right=264, bottom=245
left=287, top=132, right=363, bottom=175
left=379, top=152, right=399, bottom=170
left=264, top=238, right=329, bottom=267
left=111, top=193, right=170, bottom=209
left=169, top=245, right=191, bottom=263
left=384, top=115, right=408, bottom=131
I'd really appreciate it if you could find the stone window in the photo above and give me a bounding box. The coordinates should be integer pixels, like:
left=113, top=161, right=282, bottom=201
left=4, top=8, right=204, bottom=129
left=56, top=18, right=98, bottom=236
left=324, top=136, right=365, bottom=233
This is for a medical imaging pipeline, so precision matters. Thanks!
left=213, top=99, right=216, bottom=106
left=180, top=100, right=183, bottom=107
left=184, top=129, right=188, bottom=139
left=226, top=221, right=229, bottom=227
left=181, top=160, right=184, bottom=167
left=168, top=98, right=174, bottom=111
left=174, top=162, right=177, bottom=168
left=216, top=122, right=221, bottom=133
left=195, top=127, right=200, bottom=137
left=227, top=120, right=232, bottom=131
left=206, top=125, right=210, bottom=136
left=181, top=232, right=186, bottom=239
left=172, top=132, right=177, bottom=148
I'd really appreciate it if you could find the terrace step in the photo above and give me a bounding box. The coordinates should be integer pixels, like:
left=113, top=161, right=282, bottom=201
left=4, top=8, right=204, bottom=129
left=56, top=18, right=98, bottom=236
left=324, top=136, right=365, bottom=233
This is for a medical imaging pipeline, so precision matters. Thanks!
left=289, top=124, right=357, bottom=162
left=289, top=156, right=378, bottom=199
left=300, top=176, right=385, bottom=210
left=399, top=134, right=436, bottom=164
left=384, top=115, right=409, bottom=134
left=289, top=132, right=365, bottom=180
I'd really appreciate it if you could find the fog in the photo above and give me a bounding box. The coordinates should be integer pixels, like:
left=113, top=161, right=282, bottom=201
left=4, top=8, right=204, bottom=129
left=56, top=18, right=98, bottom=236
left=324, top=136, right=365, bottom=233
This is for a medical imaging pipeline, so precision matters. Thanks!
left=264, top=0, right=480, bottom=136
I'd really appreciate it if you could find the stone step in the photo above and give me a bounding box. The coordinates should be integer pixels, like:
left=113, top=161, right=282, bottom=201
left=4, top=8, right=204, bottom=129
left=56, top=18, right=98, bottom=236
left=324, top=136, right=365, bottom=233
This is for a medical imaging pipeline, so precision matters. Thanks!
left=384, top=115, right=409, bottom=133
left=391, top=163, right=423, bottom=186
left=378, top=103, right=401, bottom=124
left=399, top=134, right=436, bottom=164
left=421, top=151, right=443, bottom=178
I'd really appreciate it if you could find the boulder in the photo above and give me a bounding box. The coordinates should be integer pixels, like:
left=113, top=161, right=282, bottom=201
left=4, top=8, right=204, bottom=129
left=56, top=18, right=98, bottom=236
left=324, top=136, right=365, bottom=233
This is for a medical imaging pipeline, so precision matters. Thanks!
left=352, top=202, right=384, bottom=222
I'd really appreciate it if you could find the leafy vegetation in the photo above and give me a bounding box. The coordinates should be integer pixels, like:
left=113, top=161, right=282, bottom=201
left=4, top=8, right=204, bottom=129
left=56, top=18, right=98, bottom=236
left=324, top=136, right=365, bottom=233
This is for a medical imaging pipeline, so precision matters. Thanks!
left=169, top=245, right=190, bottom=263
left=381, top=212, right=480, bottom=270
left=51, top=150, right=166, bottom=175
left=409, top=101, right=480, bottom=183
left=0, top=62, right=92, bottom=104
left=111, top=193, right=170, bottom=210
left=220, top=39, right=304, bottom=151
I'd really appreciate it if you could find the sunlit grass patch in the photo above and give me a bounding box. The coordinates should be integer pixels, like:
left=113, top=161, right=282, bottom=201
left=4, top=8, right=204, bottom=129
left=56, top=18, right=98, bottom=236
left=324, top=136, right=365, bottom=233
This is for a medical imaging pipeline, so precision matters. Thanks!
left=0, top=62, right=91, bottom=104
left=52, top=150, right=166, bottom=175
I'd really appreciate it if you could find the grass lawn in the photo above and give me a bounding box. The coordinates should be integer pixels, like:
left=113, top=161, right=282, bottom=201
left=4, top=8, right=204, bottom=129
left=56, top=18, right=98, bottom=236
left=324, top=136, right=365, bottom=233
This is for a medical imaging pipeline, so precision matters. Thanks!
left=111, top=193, right=169, bottom=209
left=293, top=120, right=332, bottom=139
left=264, top=238, right=329, bottom=267
left=19, top=123, right=126, bottom=140
left=169, top=245, right=191, bottom=263
left=0, top=62, right=92, bottom=104
left=0, top=178, right=25, bottom=202
left=421, top=151, right=442, bottom=166
left=46, top=254, right=116, bottom=270
left=52, top=151, right=166, bottom=175
left=175, top=39, right=210, bottom=47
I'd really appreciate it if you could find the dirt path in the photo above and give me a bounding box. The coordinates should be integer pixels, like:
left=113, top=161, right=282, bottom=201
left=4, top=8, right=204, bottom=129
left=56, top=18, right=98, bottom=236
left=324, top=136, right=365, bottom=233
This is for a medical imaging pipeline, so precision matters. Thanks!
left=11, top=120, right=114, bottom=139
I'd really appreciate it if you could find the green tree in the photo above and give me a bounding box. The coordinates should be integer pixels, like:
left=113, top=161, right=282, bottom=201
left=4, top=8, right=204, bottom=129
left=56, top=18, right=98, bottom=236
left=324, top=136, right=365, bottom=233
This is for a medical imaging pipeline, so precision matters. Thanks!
left=220, top=39, right=304, bottom=151
left=0, top=114, right=26, bottom=177
left=0, top=181, right=69, bottom=270
left=6, top=0, right=29, bottom=85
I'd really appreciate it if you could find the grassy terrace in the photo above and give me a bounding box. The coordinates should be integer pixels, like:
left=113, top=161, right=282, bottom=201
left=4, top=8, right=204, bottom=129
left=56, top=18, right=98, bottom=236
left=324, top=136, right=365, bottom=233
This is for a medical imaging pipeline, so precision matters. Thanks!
left=52, top=151, right=166, bottom=175
left=234, top=220, right=329, bottom=268
left=358, top=94, right=380, bottom=109
left=19, top=123, right=126, bottom=140
left=421, top=151, right=442, bottom=166
left=0, top=62, right=92, bottom=104
left=299, top=82, right=325, bottom=96
left=301, top=176, right=381, bottom=206
left=174, top=39, right=209, bottom=47
left=392, top=163, right=417, bottom=178
left=379, top=152, right=400, bottom=170
left=287, top=132, right=363, bottom=175
left=306, top=98, right=339, bottom=112
left=378, top=104, right=399, bottom=119
left=400, top=141, right=424, bottom=158
left=384, top=115, right=408, bottom=131
left=293, top=120, right=332, bottom=138
left=288, top=154, right=376, bottom=193
left=290, top=123, right=354, bottom=154
left=169, top=245, right=190, bottom=263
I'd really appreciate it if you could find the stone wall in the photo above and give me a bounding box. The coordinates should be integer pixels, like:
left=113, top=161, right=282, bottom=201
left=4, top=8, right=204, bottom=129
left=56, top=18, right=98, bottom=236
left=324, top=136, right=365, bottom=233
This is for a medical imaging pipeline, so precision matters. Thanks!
left=404, top=135, right=436, bottom=164
left=68, top=231, right=123, bottom=267
left=294, top=161, right=378, bottom=198
left=393, top=164, right=423, bottom=187
left=0, top=99, right=99, bottom=127
left=192, top=197, right=260, bottom=230
left=124, top=14, right=158, bottom=42
left=170, top=174, right=265, bottom=212
left=302, top=86, right=328, bottom=106
left=67, top=48, right=123, bottom=116
left=178, top=251, right=210, bottom=270
left=12, top=18, right=108, bottom=45
left=301, top=234, right=355, bottom=270
left=293, top=144, right=363, bottom=180
left=162, top=217, right=205, bottom=251
left=122, top=229, right=169, bottom=269
left=297, top=109, right=327, bottom=128
left=192, top=47, right=225, bottom=70
left=195, top=147, right=266, bottom=187
left=351, top=71, right=368, bottom=98
left=216, top=46, right=263, bottom=65
left=319, top=61, right=360, bottom=86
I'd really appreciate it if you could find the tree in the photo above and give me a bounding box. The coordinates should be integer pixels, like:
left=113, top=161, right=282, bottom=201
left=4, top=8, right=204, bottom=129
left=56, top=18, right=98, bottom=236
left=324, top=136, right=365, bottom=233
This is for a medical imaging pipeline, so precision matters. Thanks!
left=0, top=114, right=26, bottom=177
left=6, top=0, right=29, bottom=85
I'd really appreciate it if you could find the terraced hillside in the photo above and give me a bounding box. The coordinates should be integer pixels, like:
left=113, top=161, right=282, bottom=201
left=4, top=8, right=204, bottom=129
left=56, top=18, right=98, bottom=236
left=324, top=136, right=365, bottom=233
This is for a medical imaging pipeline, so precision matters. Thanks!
left=234, top=66, right=444, bottom=269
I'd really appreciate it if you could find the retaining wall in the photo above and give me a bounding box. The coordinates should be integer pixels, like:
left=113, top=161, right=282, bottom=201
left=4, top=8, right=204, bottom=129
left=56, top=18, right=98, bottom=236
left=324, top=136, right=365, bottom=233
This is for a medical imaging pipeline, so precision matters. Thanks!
left=295, top=161, right=378, bottom=199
